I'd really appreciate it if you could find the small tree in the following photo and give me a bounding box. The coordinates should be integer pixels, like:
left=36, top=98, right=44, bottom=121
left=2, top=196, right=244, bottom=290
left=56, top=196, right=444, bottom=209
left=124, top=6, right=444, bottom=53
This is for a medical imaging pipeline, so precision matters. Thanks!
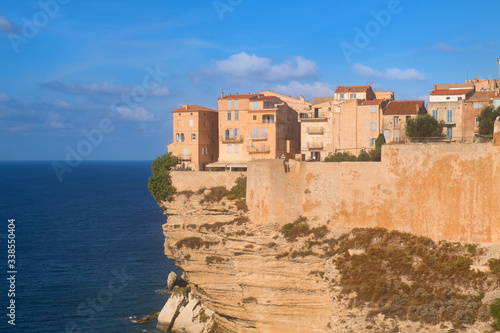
left=148, top=153, right=179, bottom=203
left=477, top=106, right=500, bottom=136
left=369, top=133, right=386, bottom=162
left=228, top=176, right=246, bottom=199
left=406, top=114, right=445, bottom=139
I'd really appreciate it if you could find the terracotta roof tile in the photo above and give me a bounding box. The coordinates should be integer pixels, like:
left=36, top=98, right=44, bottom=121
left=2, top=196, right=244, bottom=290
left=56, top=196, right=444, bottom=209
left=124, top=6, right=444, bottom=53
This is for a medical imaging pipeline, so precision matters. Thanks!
left=430, top=89, right=474, bottom=95
left=360, top=99, right=385, bottom=105
left=466, top=91, right=497, bottom=102
left=172, top=104, right=217, bottom=112
left=384, top=100, right=426, bottom=116
left=219, top=94, right=260, bottom=100
left=335, top=86, right=371, bottom=93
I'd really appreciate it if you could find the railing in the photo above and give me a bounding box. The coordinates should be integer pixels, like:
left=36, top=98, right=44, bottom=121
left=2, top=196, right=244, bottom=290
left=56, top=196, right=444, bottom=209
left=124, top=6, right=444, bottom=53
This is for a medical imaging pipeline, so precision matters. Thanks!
left=262, top=118, right=275, bottom=123
left=307, top=127, right=324, bottom=134
left=387, top=136, right=479, bottom=144
left=307, top=142, right=324, bottom=149
left=300, top=112, right=328, bottom=120
left=247, top=145, right=271, bottom=154
left=220, top=135, right=244, bottom=143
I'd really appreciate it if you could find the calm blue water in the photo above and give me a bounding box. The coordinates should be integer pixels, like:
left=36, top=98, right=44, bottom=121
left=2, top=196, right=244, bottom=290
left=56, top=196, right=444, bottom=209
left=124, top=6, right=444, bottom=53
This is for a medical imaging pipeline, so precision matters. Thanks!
left=0, top=161, right=180, bottom=332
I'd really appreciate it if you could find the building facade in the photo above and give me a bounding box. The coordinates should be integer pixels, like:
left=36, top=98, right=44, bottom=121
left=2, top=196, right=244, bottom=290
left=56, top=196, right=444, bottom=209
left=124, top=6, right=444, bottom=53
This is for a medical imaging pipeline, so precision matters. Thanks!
left=167, top=104, right=219, bottom=171
left=213, top=93, right=300, bottom=169
left=382, top=100, right=427, bottom=142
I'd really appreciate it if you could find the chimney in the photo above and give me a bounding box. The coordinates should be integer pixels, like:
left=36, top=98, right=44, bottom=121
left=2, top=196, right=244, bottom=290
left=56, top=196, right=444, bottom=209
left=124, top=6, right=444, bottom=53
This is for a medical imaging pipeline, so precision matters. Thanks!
left=221, top=91, right=224, bottom=98
left=183, top=104, right=188, bottom=109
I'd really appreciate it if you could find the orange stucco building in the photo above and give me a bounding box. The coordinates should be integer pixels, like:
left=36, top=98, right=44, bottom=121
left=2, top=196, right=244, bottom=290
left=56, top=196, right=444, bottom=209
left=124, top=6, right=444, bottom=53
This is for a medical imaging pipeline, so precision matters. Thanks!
left=167, top=104, right=218, bottom=171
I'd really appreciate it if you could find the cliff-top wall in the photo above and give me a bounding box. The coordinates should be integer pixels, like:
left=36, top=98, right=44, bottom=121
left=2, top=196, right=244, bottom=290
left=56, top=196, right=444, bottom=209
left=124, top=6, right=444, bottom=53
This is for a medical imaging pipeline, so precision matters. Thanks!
left=247, top=143, right=500, bottom=243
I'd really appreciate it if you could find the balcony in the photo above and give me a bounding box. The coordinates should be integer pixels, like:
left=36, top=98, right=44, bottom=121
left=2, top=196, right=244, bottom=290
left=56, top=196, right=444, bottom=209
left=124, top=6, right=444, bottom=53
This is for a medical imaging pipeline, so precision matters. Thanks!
left=177, top=154, right=192, bottom=161
left=220, top=135, right=244, bottom=143
left=307, top=127, right=324, bottom=134
left=249, top=133, right=268, bottom=141
left=247, top=145, right=270, bottom=154
left=300, top=112, right=328, bottom=121
left=307, top=142, right=324, bottom=149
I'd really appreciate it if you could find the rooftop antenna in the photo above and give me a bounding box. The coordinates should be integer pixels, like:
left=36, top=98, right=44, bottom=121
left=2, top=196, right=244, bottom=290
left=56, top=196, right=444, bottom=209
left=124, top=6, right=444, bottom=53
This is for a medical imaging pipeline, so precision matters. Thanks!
left=467, top=70, right=468, bottom=82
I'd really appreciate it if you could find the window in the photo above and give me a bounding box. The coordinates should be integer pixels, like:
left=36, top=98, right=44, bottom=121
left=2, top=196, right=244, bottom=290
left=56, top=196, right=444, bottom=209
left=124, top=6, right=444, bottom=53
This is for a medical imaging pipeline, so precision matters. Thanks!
left=394, top=130, right=400, bottom=139
left=189, top=119, right=194, bottom=127
left=235, top=111, right=239, bottom=120
left=253, top=127, right=257, bottom=138
left=446, top=97, right=451, bottom=100
left=340, top=94, right=344, bottom=99
left=253, top=102, right=258, bottom=109
left=175, top=133, right=180, bottom=142
left=202, top=148, right=209, bottom=154
left=227, top=112, right=231, bottom=121
left=473, top=103, right=483, bottom=109
left=227, top=145, right=232, bottom=153
left=371, top=106, right=376, bottom=113
left=394, top=116, right=400, bottom=127
left=227, top=100, right=232, bottom=110
left=180, top=133, right=185, bottom=142
left=350, top=94, right=356, bottom=99
left=371, top=122, right=376, bottom=131
left=192, top=134, right=196, bottom=141
left=261, top=127, right=266, bottom=139
left=235, top=100, right=239, bottom=110
left=476, top=117, right=479, bottom=127
left=233, top=129, right=239, bottom=137
left=447, top=109, right=453, bottom=123
left=235, top=145, right=239, bottom=153
left=432, top=110, right=438, bottom=119
left=447, top=127, right=453, bottom=139
left=252, top=115, right=257, bottom=120
left=370, top=138, right=376, bottom=146
left=383, top=130, right=389, bottom=141
left=225, top=129, right=231, bottom=140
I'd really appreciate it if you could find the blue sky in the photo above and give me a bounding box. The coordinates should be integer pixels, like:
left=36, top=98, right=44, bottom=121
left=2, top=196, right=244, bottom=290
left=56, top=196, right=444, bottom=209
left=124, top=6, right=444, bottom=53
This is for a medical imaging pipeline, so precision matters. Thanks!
left=1, top=0, right=499, bottom=161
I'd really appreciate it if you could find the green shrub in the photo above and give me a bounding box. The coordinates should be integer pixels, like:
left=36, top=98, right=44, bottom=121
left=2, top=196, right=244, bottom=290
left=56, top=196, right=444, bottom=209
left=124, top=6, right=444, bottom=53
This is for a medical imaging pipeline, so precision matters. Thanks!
left=281, top=216, right=310, bottom=240
left=406, top=114, right=446, bottom=139
left=228, top=176, right=247, bottom=199
left=491, top=298, right=500, bottom=331
left=357, top=150, right=371, bottom=161
left=324, top=152, right=357, bottom=162
left=148, top=153, right=179, bottom=203
left=200, top=186, right=228, bottom=204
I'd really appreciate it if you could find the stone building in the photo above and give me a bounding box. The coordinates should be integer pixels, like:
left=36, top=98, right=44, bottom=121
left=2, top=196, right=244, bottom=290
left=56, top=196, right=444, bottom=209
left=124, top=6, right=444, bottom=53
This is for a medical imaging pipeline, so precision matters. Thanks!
left=167, top=104, right=219, bottom=171
left=209, top=93, right=300, bottom=170
left=382, top=100, right=427, bottom=142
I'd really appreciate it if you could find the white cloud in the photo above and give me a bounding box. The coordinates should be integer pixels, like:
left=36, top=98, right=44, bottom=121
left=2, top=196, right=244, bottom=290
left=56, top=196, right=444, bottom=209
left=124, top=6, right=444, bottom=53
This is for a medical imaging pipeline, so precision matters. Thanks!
left=194, top=52, right=319, bottom=85
left=434, top=41, right=462, bottom=52
left=53, top=99, right=71, bottom=108
left=0, top=16, right=16, bottom=33
left=116, top=107, right=156, bottom=122
left=0, top=93, right=11, bottom=102
left=353, top=63, right=427, bottom=81
left=275, top=81, right=335, bottom=100
left=43, top=81, right=172, bottom=97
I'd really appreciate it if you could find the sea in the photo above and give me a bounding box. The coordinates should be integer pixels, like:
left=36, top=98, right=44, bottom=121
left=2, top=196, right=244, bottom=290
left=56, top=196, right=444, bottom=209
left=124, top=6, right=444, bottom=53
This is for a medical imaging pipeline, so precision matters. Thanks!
left=0, top=161, right=181, bottom=333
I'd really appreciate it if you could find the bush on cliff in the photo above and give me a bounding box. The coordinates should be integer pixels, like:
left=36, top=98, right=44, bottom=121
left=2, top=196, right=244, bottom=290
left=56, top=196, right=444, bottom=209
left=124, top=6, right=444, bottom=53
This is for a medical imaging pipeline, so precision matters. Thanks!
left=228, top=176, right=247, bottom=200
left=148, top=153, right=179, bottom=203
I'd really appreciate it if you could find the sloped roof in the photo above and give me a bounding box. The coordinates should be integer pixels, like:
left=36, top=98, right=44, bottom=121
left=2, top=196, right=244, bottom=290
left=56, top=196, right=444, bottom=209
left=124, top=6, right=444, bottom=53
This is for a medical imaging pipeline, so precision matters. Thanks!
left=335, top=86, right=372, bottom=93
left=430, top=89, right=474, bottom=96
left=219, top=94, right=260, bottom=100
left=384, top=100, right=426, bottom=116
left=171, top=105, right=217, bottom=112
left=360, top=99, right=385, bottom=105
left=466, top=91, right=497, bottom=102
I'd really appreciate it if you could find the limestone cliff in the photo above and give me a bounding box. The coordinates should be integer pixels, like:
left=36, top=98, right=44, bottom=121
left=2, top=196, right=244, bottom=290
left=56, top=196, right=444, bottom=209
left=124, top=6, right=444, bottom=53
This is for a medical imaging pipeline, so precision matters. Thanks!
left=159, top=188, right=500, bottom=333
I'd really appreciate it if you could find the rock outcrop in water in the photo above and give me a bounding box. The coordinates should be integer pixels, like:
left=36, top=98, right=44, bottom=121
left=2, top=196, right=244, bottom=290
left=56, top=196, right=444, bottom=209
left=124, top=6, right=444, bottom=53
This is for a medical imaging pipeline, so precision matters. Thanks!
left=156, top=188, right=500, bottom=333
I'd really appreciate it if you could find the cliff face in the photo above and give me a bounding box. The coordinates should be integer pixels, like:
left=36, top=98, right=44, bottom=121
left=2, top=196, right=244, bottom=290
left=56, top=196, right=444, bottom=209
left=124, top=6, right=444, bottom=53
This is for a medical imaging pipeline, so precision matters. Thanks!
left=161, top=190, right=500, bottom=333
left=162, top=192, right=333, bottom=332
